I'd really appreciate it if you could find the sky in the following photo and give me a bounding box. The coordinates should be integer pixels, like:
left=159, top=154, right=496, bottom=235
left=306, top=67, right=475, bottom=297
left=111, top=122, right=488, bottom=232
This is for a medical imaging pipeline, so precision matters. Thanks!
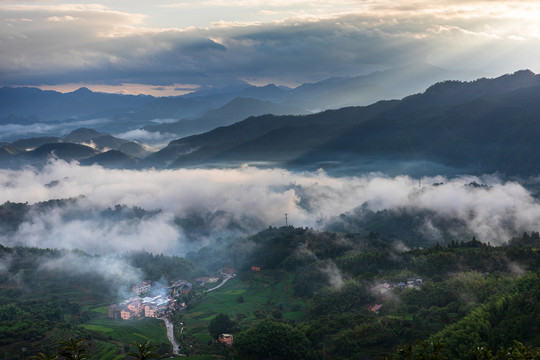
left=2, top=0, right=540, bottom=95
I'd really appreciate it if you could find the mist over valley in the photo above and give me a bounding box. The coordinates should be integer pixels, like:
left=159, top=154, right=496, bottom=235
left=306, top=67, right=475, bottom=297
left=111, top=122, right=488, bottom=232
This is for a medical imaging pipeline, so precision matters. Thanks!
left=2, top=2, right=540, bottom=356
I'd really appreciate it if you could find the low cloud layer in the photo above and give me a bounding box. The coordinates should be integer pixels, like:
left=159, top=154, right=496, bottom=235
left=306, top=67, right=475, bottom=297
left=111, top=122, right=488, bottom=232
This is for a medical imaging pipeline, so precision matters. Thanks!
left=1, top=161, right=540, bottom=255
left=0, top=119, right=110, bottom=142
left=115, top=129, right=178, bottom=148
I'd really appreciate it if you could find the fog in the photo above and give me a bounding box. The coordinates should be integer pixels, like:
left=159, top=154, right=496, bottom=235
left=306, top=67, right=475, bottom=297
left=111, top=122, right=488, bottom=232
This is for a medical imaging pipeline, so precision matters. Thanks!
left=0, top=119, right=111, bottom=142
left=1, top=161, right=540, bottom=256
left=115, top=129, right=177, bottom=148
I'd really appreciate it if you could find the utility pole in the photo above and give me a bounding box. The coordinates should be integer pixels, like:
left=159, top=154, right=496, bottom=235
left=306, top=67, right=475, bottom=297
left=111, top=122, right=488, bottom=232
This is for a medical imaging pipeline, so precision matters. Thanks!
left=285, top=213, right=288, bottom=227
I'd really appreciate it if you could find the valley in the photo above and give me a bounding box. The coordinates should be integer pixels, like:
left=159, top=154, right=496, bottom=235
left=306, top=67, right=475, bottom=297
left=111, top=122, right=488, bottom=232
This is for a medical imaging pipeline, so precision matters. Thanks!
left=2, top=68, right=540, bottom=359
left=3, top=1, right=540, bottom=358
left=0, top=227, right=539, bottom=359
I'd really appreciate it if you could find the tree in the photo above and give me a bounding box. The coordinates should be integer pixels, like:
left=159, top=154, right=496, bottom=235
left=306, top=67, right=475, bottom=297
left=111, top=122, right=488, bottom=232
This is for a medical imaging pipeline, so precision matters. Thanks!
left=235, top=320, right=310, bottom=359
left=57, top=337, right=90, bottom=360
left=474, top=341, right=540, bottom=360
left=208, top=313, right=235, bottom=339
left=126, top=340, right=159, bottom=360
left=30, top=353, right=58, bottom=360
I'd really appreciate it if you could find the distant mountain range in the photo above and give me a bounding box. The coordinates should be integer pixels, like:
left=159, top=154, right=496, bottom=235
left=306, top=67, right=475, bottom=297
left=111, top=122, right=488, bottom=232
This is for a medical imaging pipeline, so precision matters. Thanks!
left=143, top=97, right=310, bottom=139
left=0, top=64, right=482, bottom=142
left=4, top=67, right=540, bottom=177
left=144, top=70, right=540, bottom=176
left=0, top=128, right=150, bottom=169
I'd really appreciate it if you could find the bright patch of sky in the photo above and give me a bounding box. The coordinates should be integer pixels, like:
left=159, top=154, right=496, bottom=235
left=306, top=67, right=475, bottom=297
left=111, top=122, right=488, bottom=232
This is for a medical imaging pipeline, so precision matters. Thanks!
left=2, top=0, right=540, bottom=95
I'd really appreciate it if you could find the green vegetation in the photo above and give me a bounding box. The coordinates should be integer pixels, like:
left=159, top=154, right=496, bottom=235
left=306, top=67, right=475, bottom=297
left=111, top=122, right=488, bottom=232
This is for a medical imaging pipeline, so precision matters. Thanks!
left=234, top=320, right=310, bottom=359
left=208, top=314, right=235, bottom=339
left=0, top=243, right=189, bottom=359
left=179, top=227, right=540, bottom=359
left=2, top=226, right=540, bottom=359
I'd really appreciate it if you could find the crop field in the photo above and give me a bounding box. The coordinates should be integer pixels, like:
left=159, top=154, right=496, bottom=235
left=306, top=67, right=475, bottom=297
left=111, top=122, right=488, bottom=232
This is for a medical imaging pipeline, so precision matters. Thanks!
left=82, top=317, right=169, bottom=344
left=182, top=270, right=306, bottom=345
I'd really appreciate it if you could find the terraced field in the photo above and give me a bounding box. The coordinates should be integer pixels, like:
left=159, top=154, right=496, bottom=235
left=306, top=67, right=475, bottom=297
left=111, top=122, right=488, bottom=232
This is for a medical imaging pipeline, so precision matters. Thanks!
left=182, top=270, right=306, bottom=346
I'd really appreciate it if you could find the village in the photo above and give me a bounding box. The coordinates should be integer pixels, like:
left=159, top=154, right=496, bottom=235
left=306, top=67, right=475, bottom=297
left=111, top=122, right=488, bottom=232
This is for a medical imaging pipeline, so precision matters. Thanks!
left=108, top=279, right=191, bottom=320
left=107, top=274, right=226, bottom=321
left=368, top=277, right=424, bottom=314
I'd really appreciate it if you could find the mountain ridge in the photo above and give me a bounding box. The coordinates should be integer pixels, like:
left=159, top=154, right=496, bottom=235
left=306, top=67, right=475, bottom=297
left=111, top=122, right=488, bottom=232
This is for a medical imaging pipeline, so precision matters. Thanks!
left=148, top=70, right=540, bottom=176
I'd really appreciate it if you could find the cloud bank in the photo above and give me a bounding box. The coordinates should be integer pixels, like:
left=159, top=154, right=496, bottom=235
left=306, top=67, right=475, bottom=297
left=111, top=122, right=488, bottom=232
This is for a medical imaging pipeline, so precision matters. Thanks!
left=1, top=161, right=540, bottom=255
left=2, top=1, right=540, bottom=89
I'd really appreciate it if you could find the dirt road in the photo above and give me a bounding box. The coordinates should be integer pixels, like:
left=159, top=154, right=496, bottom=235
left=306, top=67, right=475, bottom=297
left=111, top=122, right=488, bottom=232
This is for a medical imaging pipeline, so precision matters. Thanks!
left=160, top=317, right=180, bottom=355
left=206, top=273, right=235, bottom=293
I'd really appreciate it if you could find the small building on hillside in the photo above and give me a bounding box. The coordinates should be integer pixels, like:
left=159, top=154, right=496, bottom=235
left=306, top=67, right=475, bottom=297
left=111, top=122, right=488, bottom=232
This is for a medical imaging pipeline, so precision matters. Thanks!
left=108, top=305, right=122, bottom=319
left=251, top=266, right=261, bottom=272
left=121, top=309, right=132, bottom=320
left=369, top=304, right=383, bottom=314
left=181, top=283, right=193, bottom=295
left=144, top=305, right=156, bottom=318
left=406, top=278, right=423, bottom=290
left=170, top=279, right=189, bottom=297
left=219, top=333, right=234, bottom=347
left=371, top=282, right=391, bottom=295
left=127, top=300, right=144, bottom=317
left=132, top=281, right=152, bottom=296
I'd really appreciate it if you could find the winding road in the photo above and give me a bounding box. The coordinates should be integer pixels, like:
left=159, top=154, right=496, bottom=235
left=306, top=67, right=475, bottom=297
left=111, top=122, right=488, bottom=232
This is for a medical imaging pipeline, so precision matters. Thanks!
left=160, top=273, right=235, bottom=355
left=206, top=273, right=235, bottom=293
left=160, top=317, right=180, bottom=355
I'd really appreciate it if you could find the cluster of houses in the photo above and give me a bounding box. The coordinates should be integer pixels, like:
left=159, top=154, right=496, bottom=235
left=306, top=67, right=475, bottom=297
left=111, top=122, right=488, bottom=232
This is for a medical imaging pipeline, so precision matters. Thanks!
left=170, top=279, right=194, bottom=297
left=368, top=277, right=424, bottom=314
left=108, top=279, right=193, bottom=320
left=371, top=277, right=423, bottom=295
left=108, top=294, right=175, bottom=320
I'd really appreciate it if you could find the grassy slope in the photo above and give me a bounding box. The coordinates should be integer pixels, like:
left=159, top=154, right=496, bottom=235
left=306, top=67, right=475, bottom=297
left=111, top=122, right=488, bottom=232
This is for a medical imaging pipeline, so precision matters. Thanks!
left=182, top=270, right=306, bottom=346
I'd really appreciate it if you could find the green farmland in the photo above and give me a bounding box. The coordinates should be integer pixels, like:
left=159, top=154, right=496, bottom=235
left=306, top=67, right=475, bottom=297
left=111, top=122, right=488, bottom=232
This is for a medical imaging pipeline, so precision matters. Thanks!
left=182, top=269, right=306, bottom=347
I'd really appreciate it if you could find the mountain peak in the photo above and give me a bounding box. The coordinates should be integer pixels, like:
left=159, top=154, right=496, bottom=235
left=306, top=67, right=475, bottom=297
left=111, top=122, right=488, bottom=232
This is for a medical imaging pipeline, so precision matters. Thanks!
left=63, top=128, right=104, bottom=142
left=72, top=87, right=93, bottom=94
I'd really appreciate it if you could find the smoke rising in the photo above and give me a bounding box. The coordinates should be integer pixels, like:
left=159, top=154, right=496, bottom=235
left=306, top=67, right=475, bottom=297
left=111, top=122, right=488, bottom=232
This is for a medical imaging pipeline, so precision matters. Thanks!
left=319, top=261, right=345, bottom=291
left=1, top=161, right=540, bottom=255
left=38, top=251, right=145, bottom=298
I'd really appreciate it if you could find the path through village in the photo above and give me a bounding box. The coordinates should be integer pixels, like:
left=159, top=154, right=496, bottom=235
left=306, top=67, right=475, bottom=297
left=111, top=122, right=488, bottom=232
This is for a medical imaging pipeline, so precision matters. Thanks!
left=161, top=272, right=235, bottom=355
left=160, top=317, right=180, bottom=355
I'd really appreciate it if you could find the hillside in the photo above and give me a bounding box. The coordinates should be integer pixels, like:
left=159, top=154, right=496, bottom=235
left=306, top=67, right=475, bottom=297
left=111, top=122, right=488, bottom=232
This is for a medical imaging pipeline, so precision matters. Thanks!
left=0, top=64, right=482, bottom=143
left=148, top=70, right=540, bottom=176
left=1, top=225, right=539, bottom=359
left=143, top=97, right=310, bottom=138
left=0, top=86, right=151, bottom=122
left=0, top=128, right=152, bottom=169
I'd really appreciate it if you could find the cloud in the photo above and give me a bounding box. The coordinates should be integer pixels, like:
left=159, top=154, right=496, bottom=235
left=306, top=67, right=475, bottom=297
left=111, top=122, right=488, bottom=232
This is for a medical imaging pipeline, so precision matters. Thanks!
left=0, top=123, right=59, bottom=140
left=11, top=202, right=183, bottom=254
left=115, top=129, right=177, bottom=147
left=0, top=119, right=110, bottom=142
left=2, top=1, right=540, bottom=89
left=34, top=82, right=199, bottom=96
left=1, top=161, right=540, bottom=257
